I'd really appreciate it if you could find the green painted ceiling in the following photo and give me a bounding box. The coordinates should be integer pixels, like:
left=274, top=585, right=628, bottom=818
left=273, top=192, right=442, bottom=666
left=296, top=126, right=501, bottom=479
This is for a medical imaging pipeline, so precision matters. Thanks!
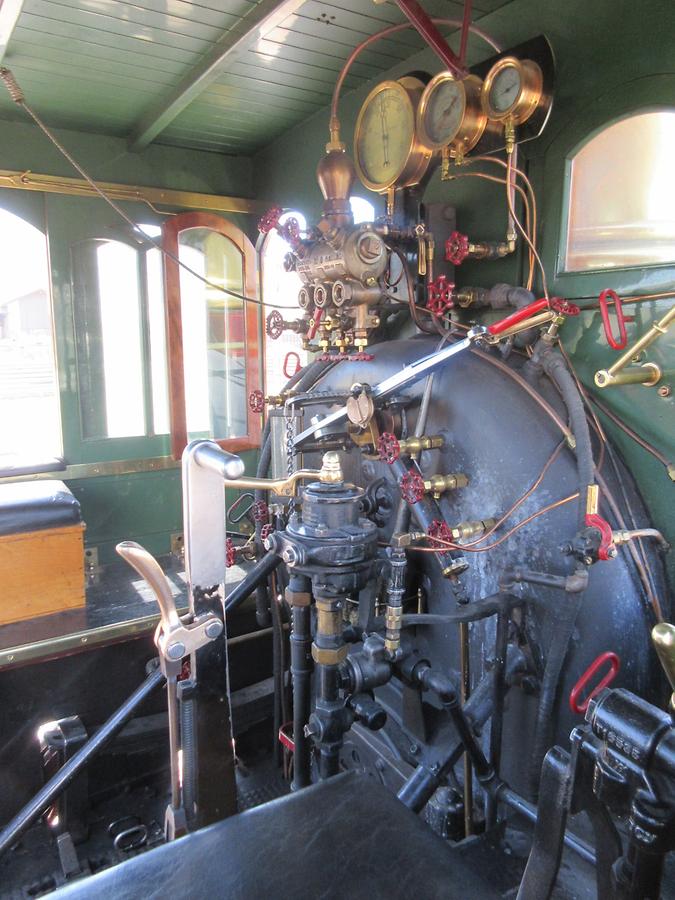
left=0, top=0, right=510, bottom=156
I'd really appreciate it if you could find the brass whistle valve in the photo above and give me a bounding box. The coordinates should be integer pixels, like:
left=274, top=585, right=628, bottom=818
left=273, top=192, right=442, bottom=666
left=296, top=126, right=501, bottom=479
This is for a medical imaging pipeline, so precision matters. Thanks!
left=377, top=432, right=444, bottom=464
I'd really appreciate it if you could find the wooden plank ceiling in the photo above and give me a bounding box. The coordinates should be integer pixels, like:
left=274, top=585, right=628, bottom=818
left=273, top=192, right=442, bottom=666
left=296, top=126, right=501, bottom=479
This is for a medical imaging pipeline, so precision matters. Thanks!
left=0, top=0, right=510, bottom=156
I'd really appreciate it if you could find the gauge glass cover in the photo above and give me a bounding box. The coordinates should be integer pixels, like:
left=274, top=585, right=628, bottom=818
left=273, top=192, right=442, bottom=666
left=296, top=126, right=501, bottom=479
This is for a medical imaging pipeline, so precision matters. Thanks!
left=488, top=64, right=523, bottom=114
left=356, top=85, right=415, bottom=187
left=424, top=78, right=465, bottom=146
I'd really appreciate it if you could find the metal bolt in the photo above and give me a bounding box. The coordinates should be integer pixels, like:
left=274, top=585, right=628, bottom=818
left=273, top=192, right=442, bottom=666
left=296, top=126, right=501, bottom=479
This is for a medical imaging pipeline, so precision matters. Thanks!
left=282, top=546, right=298, bottom=567
left=166, top=641, right=186, bottom=660
left=205, top=619, right=223, bottom=640
left=608, top=547, right=618, bottom=559
left=657, top=385, right=671, bottom=398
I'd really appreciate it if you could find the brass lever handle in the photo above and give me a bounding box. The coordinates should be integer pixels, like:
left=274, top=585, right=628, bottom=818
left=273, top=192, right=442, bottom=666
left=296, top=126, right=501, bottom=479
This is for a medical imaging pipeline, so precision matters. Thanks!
left=117, top=540, right=180, bottom=631
left=652, top=622, right=675, bottom=712
left=595, top=305, right=674, bottom=388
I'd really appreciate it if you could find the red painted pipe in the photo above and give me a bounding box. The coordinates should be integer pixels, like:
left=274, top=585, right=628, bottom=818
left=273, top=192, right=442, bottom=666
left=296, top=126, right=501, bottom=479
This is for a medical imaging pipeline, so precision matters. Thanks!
left=393, top=0, right=468, bottom=78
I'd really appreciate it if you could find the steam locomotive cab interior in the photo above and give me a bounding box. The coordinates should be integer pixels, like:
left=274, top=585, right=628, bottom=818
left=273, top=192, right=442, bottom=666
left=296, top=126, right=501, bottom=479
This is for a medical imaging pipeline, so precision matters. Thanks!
left=0, top=1, right=674, bottom=898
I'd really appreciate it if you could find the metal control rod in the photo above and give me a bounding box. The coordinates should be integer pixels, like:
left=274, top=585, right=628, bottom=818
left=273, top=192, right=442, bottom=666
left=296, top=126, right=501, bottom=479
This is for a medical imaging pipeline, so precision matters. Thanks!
left=292, top=332, right=478, bottom=447
left=0, top=666, right=165, bottom=859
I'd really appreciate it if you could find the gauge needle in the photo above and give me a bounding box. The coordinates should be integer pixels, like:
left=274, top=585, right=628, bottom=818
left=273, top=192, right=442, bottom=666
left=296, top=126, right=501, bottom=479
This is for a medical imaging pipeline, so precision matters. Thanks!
left=441, top=97, right=458, bottom=120
left=379, top=95, right=390, bottom=168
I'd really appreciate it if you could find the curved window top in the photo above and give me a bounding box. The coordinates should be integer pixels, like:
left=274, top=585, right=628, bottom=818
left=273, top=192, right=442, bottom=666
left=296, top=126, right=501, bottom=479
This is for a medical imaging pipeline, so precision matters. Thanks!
left=350, top=196, right=375, bottom=224
left=564, top=111, right=675, bottom=271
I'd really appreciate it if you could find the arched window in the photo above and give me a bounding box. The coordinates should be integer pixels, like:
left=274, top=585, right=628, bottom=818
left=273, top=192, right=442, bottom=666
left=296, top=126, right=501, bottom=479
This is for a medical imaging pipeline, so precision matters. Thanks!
left=163, top=212, right=261, bottom=459
left=564, top=111, right=675, bottom=271
left=0, top=208, right=61, bottom=466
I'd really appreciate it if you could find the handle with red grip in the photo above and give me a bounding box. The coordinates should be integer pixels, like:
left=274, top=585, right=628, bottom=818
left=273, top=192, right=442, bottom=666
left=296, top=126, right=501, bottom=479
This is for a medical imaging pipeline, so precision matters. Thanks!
left=487, top=298, right=550, bottom=336
left=569, top=651, right=620, bottom=714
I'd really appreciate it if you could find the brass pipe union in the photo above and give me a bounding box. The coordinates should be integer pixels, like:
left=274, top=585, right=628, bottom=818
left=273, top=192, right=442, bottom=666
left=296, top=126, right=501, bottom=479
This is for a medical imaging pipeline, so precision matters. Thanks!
left=399, top=434, right=444, bottom=455
left=423, top=473, right=469, bottom=499
left=311, top=644, right=348, bottom=665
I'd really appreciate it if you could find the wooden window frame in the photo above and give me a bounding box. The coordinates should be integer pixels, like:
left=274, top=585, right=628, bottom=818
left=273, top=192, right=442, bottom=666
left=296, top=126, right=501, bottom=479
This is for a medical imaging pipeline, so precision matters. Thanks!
left=163, top=211, right=262, bottom=460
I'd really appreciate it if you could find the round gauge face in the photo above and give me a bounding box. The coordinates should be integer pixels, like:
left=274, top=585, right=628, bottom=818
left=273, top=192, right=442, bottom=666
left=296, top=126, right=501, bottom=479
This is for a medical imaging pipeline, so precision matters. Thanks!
left=355, top=84, right=415, bottom=188
left=488, top=63, right=522, bottom=114
left=422, top=77, right=465, bottom=146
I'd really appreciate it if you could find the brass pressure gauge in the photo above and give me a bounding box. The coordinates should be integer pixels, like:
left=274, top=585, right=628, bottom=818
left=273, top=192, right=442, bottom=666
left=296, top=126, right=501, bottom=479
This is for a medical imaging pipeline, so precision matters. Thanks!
left=354, top=76, right=431, bottom=193
left=417, top=72, right=487, bottom=155
left=481, top=56, right=543, bottom=125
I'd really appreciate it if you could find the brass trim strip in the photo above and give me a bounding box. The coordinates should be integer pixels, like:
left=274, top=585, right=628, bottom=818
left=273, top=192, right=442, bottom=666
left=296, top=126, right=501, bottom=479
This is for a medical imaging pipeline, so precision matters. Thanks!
left=0, top=614, right=276, bottom=669
left=0, top=169, right=265, bottom=215
left=0, top=456, right=180, bottom=483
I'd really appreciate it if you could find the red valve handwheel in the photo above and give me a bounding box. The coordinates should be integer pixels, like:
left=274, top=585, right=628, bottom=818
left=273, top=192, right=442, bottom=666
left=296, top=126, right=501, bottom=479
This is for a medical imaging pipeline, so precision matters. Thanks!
left=260, top=523, right=274, bottom=542
left=569, top=651, right=620, bottom=714
left=248, top=390, right=264, bottom=414
left=266, top=309, right=285, bottom=340
left=252, top=500, right=269, bottom=523
left=378, top=432, right=401, bottom=464
left=428, top=520, right=454, bottom=544
left=445, top=231, right=470, bottom=266
left=226, top=537, right=236, bottom=568
left=551, top=297, right=580, bottom=317
left=427, top=275, right=455, bottom=316
left=279, top=216, right=302, bottom=249
left=400, top=470, right=425, bottom=504
left=258, top=206, right=283, bottom=234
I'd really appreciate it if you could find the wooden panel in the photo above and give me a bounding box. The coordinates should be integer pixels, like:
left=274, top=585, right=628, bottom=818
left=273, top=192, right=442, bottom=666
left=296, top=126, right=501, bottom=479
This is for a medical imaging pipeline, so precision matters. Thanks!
left=0, top=524, right=85, bottom=626
left=162, top=212, right=262, bottom=460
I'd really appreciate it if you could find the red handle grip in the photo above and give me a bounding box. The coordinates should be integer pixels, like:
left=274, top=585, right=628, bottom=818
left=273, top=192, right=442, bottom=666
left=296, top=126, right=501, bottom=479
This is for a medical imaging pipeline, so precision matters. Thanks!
left=487, top=298, right=550, bottom=336
left=283, top=351, right=301, bottom=379
left=598, top=289, right=627, bottom=350
left=569, top=651, right=620, bottom=714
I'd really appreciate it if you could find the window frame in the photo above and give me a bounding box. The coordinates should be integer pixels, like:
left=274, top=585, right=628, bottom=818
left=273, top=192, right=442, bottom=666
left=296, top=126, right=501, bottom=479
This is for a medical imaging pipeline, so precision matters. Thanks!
left=539, top=75, right=675, bottom=300
left=559, top=109, right=675, bottom=277
left=163, top=211, right=262, bottom=460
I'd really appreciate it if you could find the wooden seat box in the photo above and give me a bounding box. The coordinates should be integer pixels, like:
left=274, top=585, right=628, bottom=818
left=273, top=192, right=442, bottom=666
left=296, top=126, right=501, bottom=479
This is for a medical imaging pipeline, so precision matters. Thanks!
left=0, top=480, right=85, bottom=625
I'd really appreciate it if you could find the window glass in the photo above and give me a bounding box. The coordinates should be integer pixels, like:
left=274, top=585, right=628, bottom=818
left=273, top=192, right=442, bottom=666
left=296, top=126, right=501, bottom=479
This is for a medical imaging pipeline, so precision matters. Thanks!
left=565, top=111, right=675, bottom=270
left=350, top=196, right=376, bottom=224
left=72, top=239, right=146, bottom=439
left=262, top=211, right=309, bottom=396
left=177, top=228, right=247, bottom=441
left=0, top=209, right=61, bottom=465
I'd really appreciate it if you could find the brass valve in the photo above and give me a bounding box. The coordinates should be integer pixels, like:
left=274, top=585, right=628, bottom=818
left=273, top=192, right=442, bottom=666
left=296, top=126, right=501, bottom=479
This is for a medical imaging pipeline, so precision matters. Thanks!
left=423, top=472, right=469, bottom=500
left=652, top=622, right=675, bottom=712
left=451, top=518, right=497, bottom=541
left=377, top=432, right=444, bottom=464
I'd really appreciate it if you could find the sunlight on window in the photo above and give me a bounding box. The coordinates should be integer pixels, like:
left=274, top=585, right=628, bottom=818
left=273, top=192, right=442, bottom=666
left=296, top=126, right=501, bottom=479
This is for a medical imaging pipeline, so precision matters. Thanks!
left=178, top=228, right=247, bottom=441
left=96, top=242, right=145, bottom=438
left=0, top=209, right=61, bottom=465
left=350, top=196, right=376, bottom=224
left=565, top=111, right=675, bottom=270
left=262, top=211, right=308, bottom=396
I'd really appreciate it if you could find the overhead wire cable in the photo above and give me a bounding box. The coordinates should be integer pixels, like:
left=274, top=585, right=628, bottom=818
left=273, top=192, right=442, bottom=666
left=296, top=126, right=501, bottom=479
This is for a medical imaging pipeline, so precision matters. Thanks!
left=0, top=67, right=299, bottom=311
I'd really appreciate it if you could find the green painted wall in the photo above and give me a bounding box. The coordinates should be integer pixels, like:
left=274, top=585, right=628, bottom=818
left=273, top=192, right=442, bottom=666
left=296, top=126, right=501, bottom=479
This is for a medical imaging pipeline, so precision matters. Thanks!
left=1, top=119, right=254, bottom=198
left=253, top=0, right=675, bottom=589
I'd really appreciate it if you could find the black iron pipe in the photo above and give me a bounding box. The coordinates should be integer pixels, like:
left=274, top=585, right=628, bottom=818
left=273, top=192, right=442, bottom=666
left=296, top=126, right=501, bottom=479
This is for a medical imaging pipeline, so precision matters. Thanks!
left=485, top=610, right=509, bottom=829
left=290, top=575, right=312, bottom=791
left=224, top=551, right=282, bottom=614
left=0, top=665, right=165, bottom=859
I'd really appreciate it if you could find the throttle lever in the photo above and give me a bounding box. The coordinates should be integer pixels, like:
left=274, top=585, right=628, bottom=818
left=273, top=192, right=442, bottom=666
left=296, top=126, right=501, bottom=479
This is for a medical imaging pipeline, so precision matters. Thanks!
left=116, top=541, right=223, bottom=672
